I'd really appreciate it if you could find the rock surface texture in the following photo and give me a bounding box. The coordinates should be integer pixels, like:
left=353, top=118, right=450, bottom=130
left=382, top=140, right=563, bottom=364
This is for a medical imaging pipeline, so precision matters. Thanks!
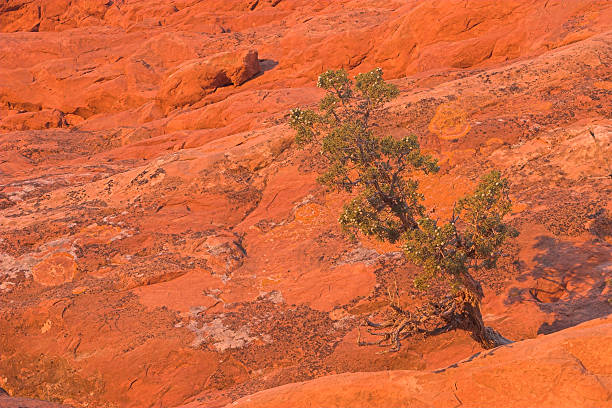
left=0, top=391, right=71, bottom=408
left=0, top=1, right=611, bottom=407
left=225, top=316, right=612, bottom=408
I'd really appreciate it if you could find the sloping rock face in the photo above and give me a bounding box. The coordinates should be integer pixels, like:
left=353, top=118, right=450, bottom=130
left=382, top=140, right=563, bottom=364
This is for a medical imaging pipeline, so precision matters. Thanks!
left=0, top=390, right=71, bottom=408
left=225, top=316, right=612, bottom=408
left=1, top=1, right=612, bottom=407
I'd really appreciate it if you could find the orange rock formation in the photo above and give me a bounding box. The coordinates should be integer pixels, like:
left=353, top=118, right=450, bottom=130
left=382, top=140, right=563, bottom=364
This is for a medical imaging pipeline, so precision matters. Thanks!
left=0, top=1, right=611, bottom=407
left=224, top=316, right=612, bottom=408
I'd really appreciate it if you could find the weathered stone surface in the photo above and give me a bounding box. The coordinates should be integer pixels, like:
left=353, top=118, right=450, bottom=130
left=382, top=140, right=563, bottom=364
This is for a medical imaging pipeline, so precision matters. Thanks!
left=1, top=1, right=612, bottom=407
left=0, top=394, right=71, bottom=408
left=158, top=50, right=261, bottom=112
left=0, top=109, right=65, bottom=131
left=224, top=316, right=612, bottom=408
left=32, top=252, right=77, bottom=287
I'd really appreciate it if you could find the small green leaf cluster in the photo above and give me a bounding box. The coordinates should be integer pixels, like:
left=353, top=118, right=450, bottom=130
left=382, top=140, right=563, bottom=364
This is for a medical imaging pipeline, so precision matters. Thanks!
left=403, top=171, right=518, bottom=292
left=289, top=108, right=319, bottom=145
left=354, top=68, right=399, bottom=108
left=455, top=170, right=519, bottom=268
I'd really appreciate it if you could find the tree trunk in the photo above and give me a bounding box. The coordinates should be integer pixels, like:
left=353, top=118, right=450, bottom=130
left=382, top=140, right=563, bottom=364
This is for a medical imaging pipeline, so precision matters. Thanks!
left=445, top=271, right=513, bottom=349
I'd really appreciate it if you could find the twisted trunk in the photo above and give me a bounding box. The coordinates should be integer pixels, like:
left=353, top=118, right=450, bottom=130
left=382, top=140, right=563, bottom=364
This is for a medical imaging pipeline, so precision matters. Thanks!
left=360, top=270, right=512, bottom=351
left=444, top=271, right=512, bottom=349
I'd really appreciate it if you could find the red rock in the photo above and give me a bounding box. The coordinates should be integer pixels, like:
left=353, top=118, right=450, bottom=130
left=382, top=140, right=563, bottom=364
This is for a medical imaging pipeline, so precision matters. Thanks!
left=31, top=252, right=77, bottom=286
left=0, top=393, right=71, bottom=408
left=1, top=1, right=612, bottom=407
left=158, top=50, right=261, bottom=112
left=224, top=316, right=612, bottom=408
left=0, top=109, right=65, bottom=132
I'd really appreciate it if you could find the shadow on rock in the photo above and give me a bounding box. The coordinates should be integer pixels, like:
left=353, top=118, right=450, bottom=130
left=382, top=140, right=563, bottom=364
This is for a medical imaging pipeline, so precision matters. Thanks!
left=505, top=235, right=612, bottom=335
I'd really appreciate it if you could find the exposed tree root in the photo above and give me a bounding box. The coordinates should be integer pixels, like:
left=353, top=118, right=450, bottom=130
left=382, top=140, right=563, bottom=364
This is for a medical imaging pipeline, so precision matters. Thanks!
left=358, top=286, right=512, bottom=352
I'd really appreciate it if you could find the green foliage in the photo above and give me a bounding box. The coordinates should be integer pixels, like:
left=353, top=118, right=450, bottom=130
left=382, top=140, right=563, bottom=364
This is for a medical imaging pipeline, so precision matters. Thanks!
left=455, top=171, right=519, bottom=268
left=354, top=68, right=399, bottom=108
left=289, top=68, right=517, bottom=298
left=403, top=171, right=518, bottom=292
left=289, top=68, right=438, bottom=243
